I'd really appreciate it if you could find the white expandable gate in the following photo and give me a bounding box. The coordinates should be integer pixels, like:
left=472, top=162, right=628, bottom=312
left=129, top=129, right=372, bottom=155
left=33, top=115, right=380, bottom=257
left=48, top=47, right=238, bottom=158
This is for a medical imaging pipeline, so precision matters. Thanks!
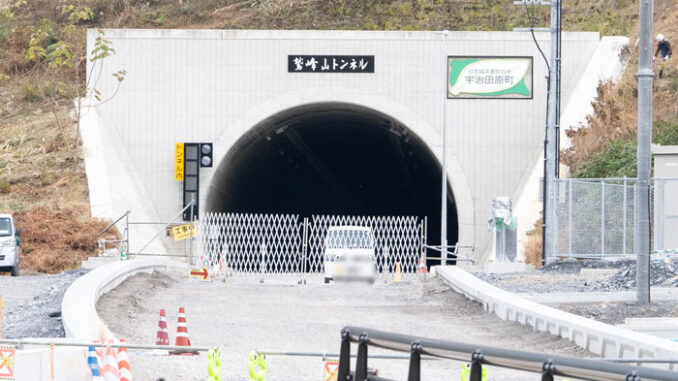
left=196, top=213, right=426, bottom=279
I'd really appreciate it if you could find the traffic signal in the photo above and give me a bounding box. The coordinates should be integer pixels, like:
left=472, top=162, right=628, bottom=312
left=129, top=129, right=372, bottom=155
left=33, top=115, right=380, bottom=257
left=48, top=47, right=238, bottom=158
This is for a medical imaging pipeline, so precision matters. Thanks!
left=183, top=143, right=200, bottom=221
left=200, top=143, right=213, bottom=168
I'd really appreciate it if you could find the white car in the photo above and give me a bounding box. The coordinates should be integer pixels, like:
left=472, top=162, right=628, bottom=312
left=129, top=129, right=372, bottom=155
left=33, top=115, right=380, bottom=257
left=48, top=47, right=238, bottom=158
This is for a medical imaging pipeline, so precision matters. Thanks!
left=323, top=226, right=376, bottom=284
left=0, top=213, right=20, bottom=276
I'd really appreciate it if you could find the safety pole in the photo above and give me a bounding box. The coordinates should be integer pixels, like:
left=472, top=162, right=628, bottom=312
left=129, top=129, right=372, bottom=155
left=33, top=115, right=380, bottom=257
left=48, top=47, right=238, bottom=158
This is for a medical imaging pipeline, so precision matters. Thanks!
left=635, top=0, right=654, bottom=304
left=441, top=31, right=449, bottom=266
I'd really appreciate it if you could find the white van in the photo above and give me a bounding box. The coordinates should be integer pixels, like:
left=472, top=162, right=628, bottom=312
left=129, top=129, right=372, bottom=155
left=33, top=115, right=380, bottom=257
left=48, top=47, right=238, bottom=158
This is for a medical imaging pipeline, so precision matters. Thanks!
left=323, top=226, right=376, bottom=284
left=0, top=214, right=20, bottom=276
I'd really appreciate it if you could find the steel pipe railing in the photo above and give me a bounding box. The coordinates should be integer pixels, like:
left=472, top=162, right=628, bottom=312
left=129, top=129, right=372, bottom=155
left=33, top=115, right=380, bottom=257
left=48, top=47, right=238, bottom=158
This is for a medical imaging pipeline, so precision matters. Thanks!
left=339, top=326, right=678, bottom=381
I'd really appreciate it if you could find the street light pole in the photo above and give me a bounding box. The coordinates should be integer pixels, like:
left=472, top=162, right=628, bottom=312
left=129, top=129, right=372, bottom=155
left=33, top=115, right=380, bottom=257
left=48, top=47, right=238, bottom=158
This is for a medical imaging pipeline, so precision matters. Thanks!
left=635, top=0, right=654, bottom=304
left=441, top=31, right=449, bottom=266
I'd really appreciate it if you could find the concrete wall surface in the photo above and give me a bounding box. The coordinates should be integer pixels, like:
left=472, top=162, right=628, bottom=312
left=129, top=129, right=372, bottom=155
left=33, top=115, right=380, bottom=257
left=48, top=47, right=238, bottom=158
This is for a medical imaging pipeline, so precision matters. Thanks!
left=83, top=29, right=606, bottom=258
left=435, top=266, right=678, bottom=368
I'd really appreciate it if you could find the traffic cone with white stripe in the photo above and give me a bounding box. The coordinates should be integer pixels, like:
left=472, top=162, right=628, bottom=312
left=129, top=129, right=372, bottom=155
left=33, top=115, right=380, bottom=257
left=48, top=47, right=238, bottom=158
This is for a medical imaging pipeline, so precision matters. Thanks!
left=175, top=307, right=191, bottom=346
left=95, top=340, right=120, bottom=381
left=156, top=309, right=170, bottom=346
left=417, top=252, right=429, bottom=274
left=171, top=307, right=199, bottom=355
left=117, top=339, right=133, bottom=381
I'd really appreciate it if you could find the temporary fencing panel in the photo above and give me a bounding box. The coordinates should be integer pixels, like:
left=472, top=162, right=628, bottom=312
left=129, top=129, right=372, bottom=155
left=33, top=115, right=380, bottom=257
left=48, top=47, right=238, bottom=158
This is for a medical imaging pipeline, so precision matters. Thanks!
left=551, top=178, right=678, bottom=259
left=307, top=215, right=423, bottom=276
left=197, top=213, right=424, bottom=278
left=198, top=213, right=302, bottom=276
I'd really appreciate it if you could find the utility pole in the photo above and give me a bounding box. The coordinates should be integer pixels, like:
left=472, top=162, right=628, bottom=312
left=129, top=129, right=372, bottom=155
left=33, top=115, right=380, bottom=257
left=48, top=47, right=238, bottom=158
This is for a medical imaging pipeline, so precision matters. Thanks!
left=635, top=0, right=654, bottom=304
left=544, top=0, right=560, bottom=262
left=441, top=30, right=449, bottom=266
left=514, top=0, right=561, bottom=263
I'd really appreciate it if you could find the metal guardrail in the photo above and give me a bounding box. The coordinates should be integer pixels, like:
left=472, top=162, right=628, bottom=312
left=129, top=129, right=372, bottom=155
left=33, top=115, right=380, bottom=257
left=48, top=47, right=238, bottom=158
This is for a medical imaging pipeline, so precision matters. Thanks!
left=423, top=244, right=476, bottom=264
left=338, top=326, right=678, bottom=381
left=0, top=338, right=209, bottom=353
left=97, top=210, right=130, bottom=257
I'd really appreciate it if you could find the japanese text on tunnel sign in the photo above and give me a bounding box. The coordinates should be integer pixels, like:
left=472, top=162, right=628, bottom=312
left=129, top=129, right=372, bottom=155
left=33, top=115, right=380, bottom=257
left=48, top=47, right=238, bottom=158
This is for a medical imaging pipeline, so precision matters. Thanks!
left=175, top=143, right=184, bottom=181
left=288, top=55, right=374, bottom=73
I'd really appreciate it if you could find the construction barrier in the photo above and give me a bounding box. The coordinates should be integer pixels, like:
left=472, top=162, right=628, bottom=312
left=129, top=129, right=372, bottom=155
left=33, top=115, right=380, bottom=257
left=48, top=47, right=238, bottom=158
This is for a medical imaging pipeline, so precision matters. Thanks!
left=248, top=351, right=267, bottom=381
left=207, top=348, right=222, bottom=381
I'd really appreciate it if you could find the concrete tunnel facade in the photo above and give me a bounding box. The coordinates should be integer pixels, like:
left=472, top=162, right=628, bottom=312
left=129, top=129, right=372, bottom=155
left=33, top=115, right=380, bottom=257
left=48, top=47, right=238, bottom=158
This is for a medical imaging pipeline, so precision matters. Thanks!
left=81, top=29, right=610, bottom=260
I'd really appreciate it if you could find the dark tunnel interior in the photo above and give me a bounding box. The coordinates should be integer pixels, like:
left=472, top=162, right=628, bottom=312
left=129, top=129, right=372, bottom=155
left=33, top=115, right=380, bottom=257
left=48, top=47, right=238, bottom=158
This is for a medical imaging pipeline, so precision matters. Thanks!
left=206, top=102, right=458, bottom=247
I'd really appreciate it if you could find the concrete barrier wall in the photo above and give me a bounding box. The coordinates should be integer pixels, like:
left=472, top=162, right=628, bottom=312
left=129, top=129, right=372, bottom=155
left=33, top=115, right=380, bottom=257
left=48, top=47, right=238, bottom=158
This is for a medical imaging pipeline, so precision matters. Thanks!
left=62, top=258, right=188, bottom=341
left=435, top=266, right=678, bottom=368
left=14, top=346, right=90, bottom=381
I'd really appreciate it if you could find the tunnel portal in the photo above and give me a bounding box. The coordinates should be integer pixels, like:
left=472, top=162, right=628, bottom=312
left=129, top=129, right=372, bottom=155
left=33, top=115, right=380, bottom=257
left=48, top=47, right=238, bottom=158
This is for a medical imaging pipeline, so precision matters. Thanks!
left=206, top=102, right=458, bottom=246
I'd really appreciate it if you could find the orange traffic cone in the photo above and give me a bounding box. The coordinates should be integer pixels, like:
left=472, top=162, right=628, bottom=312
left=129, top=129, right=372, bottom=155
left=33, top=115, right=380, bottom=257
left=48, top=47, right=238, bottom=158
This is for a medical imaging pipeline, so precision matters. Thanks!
left=175, top=307, right=191, bottom=346
left=155, top=309, right=170, bottom=346
left=417, top=254, right=428, bottom=274
left=171, top=307, right=198, bottom=356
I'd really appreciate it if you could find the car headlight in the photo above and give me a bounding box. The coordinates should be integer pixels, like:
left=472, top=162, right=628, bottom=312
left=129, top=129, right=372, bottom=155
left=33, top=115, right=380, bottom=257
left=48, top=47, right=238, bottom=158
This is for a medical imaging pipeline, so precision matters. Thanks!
left=1, top=240, right=14, bottom=247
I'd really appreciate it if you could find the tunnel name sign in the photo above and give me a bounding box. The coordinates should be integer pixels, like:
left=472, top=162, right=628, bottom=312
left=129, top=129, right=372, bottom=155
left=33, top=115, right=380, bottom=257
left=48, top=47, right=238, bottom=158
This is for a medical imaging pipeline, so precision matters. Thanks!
left=288, top=55, right=375, bottom=73
left=447, top=57, right=533, bottom=99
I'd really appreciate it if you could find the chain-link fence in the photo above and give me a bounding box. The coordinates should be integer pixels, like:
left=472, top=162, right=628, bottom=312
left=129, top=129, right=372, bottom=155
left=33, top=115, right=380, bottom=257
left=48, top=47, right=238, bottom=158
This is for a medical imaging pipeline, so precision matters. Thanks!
left=553, top=177, right=678, bottom=259
left=196, top=213, right=425, bottom=279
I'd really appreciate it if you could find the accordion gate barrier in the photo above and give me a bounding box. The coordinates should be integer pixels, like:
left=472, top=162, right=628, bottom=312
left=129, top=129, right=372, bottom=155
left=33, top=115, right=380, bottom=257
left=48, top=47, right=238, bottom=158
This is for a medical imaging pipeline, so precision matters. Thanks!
left=196, top=213, right=426, bottom=279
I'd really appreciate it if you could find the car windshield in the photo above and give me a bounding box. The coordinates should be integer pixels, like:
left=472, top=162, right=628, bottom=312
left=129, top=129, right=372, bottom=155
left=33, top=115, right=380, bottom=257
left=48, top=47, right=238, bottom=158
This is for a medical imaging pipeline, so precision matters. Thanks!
left=0, top=218, right=12, bottom=237
left=325, top=229, right=373, bottom=249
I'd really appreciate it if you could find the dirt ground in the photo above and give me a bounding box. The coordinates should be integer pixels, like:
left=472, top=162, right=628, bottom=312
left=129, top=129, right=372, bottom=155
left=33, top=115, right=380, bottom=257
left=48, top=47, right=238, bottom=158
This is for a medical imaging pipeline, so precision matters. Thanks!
left=97, top=271, right=593, bottom=381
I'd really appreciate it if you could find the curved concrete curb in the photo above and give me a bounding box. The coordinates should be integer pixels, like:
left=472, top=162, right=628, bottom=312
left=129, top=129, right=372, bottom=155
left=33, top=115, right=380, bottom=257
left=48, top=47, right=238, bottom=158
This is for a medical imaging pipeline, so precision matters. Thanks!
left=435, top=266, right=678, bottom=367
left=62, top=258, right=188, bottom=341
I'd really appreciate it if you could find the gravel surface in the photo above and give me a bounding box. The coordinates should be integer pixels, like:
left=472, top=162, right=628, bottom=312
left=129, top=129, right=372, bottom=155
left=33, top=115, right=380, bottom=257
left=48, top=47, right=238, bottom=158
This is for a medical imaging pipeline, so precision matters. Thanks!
left=556, top=301, right=678, bottom=325
left=0, top=268, right=87, bottom=338
left=474, top=260, right=678, bottom=325
left=475, top=259, right=678, bottom=294
left=97, top=271, right=593, bottom=381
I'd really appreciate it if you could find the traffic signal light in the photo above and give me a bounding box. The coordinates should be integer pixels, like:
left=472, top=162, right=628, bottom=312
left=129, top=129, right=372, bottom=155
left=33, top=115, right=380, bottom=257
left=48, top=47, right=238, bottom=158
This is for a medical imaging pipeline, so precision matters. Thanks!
left=200, top=143, right=213, bottom=168
left=183, top=143, right=200, bottom=221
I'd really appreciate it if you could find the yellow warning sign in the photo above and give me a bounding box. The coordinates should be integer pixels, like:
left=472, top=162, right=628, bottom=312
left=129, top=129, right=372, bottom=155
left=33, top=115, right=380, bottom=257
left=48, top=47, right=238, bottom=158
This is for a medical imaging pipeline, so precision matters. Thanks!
left=172, top=224, right=197, bottom=241
left=174, top=143, right=184, bottom=181
left=322, top=359, right=339, bottom=381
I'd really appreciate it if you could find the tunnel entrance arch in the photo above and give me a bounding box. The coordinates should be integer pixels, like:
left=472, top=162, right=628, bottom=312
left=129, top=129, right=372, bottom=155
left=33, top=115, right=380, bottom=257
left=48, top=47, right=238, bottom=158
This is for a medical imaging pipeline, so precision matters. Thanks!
left=205, top=102, right=459, bottom=247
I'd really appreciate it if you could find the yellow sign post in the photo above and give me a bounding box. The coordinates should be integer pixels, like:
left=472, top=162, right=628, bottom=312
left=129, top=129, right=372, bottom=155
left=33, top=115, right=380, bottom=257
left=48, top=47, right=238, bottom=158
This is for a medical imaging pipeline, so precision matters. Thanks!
left=175, top=143, right=184, bottom=181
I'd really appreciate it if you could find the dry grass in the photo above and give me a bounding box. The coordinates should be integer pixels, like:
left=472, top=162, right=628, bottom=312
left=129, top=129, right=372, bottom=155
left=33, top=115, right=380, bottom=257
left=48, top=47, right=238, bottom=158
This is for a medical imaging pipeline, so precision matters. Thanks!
left=524, top=218, right=543, bottom=269
left=14, top=207, right=116, bottom=273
